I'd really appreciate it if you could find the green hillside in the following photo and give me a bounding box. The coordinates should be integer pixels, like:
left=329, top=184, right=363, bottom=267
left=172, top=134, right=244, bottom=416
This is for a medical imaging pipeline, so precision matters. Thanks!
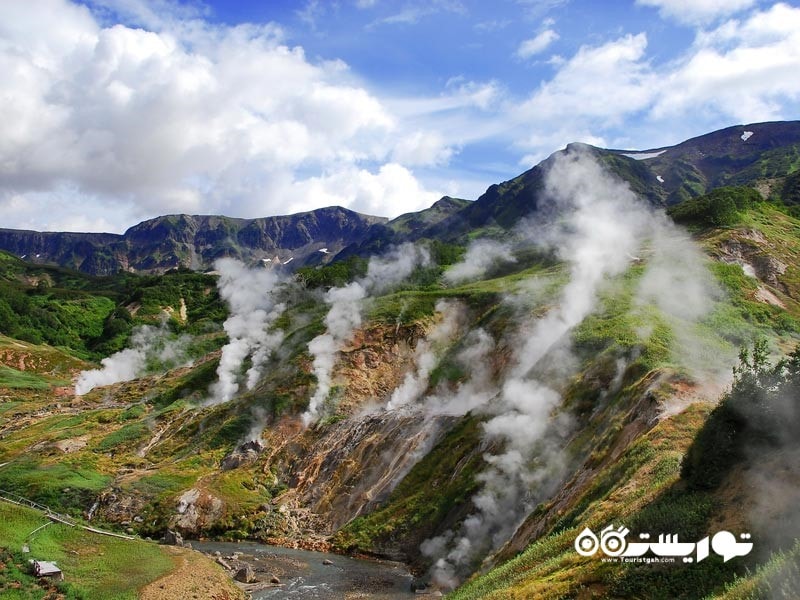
left=2, top=125, right=800, bottom=598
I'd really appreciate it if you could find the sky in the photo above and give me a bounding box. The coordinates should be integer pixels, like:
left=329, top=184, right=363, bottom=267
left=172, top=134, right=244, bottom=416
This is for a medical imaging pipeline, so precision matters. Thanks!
left=1, top=0, right=799, bottom=233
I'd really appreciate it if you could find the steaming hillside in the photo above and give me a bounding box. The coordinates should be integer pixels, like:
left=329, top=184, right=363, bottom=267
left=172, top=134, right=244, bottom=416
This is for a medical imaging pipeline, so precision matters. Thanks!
left=2, top=122, right=800, bottom=599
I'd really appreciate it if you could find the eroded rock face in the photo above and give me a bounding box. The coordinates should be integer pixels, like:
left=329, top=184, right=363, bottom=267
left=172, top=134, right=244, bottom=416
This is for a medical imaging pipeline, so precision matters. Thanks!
left=717, top=232, right=788, bottom=290
left=171, top=488, right=225, bottom=533
left=246, top=320, right=456, bottom=537
left=92, top=488, right=147, bottom=525
left=286, top=412, right=453, bottom=531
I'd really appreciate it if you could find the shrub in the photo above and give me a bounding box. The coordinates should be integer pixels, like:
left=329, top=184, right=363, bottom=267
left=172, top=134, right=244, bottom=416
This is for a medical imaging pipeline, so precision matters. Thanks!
left=668, top=186, right=762, bottom=227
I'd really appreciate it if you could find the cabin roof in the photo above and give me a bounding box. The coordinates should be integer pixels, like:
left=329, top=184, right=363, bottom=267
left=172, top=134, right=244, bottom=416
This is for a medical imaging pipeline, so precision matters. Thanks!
left=33, top=560, right=62, bottom=575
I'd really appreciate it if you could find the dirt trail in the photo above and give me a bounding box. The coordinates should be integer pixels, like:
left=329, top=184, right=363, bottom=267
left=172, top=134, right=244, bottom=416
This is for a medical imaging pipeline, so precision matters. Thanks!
left=139, top=546, right=245, bottom=600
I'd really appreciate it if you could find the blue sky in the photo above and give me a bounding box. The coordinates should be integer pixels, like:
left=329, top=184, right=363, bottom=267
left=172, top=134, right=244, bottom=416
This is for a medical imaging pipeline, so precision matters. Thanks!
left=0, top=0, right=798, bottom=232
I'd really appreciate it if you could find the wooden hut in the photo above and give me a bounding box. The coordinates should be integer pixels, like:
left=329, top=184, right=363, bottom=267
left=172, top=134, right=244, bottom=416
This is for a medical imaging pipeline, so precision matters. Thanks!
left=31, top=560, right=64, bottom=581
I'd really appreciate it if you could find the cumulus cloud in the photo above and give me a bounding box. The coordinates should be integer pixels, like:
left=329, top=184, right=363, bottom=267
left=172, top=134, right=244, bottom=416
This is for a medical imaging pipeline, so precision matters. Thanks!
left=0, top=0, right=446, bottom=231
left=3, top=1, right=800, bottom=234
left=651, top=3, right=800, bottom=121
left=516, top=33, right=654, bottom=126
left=292, top=163, right=442, bottom=217
left=512, top=3, right=800, bottom=156
left=516, top=29, right=560, bottom=59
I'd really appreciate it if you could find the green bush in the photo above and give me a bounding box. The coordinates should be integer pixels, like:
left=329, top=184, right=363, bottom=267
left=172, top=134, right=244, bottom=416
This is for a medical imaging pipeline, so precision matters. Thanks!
left=668, top=186, right=762, bottom=227
left=781, top=171, right=800, bottom=205
left=682, top=341, right=800, bottom=490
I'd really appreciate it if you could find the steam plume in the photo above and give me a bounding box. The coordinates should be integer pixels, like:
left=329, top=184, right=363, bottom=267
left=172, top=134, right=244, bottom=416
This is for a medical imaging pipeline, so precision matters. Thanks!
left=423, top=148, right=685, bottom=588
left=386, top=300, right=465, bottom=411
left=75, top=321, right=192, bottom=395
left=635, top=219, right=730, bottom=380
left=302, top=243, right=430, bottom=426
left=424, top=327, right=498, bottom=416
left=444, top=240, right=516, bottom=285
left=207, top=258, right=286, bottom=405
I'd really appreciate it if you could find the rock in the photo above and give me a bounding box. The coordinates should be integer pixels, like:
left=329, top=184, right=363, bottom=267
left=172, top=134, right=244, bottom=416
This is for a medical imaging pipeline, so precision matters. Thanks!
left=234, top=565, right=257, bottom=583
left=270, top=575, right=281, bottom=584
left=214, top=551, right=222, bottom=557
left=133, top=516, right=143, bottom=523
left=322, top=558, right=334, bottom=565
left=241, top=439, right=264, bottom=453
left=163, top=530, right=184, bottom=546
left=221, top=439, right=265, bottom=470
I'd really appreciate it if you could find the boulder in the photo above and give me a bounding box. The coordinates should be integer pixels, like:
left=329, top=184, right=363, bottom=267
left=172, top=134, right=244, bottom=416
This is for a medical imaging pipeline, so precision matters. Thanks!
left=163, top=530, right=183, bottom=546
left=234, top=565, right=257, bottom=583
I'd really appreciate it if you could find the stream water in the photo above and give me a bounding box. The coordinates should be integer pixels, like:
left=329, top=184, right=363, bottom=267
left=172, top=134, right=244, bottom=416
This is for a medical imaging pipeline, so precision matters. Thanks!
left=192, top=541, right=424, bottom=599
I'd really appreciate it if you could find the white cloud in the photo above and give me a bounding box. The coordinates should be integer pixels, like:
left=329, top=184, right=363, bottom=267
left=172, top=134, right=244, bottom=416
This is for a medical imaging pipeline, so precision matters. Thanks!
left=474, top=19, right=511, bottom=33
left=3, top=0, right=799, bottom=234
left=291, top=163, right=441, bottom=218
left=392, top=131, right=455, bottom=166
left=652, top=3, right=800, bottom=121
left=516, top=33, right=653, bottom=124
left=0, top=0, right=449, bottom=231
left=372, top=0, right=465, bottom=26
left=509, top=3, right=800, bottom=157
left=636, top=0, right=756, bottom=25
left=515, top=0, right=569, bottom=19
left=516, top=29, right=559, bottom=59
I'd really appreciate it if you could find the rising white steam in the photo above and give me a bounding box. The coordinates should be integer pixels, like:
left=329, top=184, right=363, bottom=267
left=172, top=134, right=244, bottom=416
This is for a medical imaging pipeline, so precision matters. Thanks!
left=207, top=258, right=286, bottom=405
left=302, top=243, right=430, bottom=426
left=303, top=282, right=367, bottom=426
left=423, top=148, right=674, bottom=588
left=424, top=327, right=498, bottom=416
left=635, top=219, right=730, bottom=379
left=386, top=300, right=465, bottom=411
left=75, top=322, right=192, bottom=395
left=444, top=240, right=516, bottom=285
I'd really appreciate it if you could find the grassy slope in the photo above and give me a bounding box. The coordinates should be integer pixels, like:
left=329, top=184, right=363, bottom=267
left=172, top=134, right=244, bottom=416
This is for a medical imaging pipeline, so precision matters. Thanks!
left=446, top=204, right=800, bottom=598
left=1, top=203, right=799, bottom=598
left=0, top=501, right=173, bottom=600
left=450, top=405, right=713, bottom=600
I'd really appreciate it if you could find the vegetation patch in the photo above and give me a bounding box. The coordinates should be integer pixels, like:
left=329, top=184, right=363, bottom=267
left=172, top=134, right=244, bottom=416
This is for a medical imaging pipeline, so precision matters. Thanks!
left=0, top=501, right=173, bottom=600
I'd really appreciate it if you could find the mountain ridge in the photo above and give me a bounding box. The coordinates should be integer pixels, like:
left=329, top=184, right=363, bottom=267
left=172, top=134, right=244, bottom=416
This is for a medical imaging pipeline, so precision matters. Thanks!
left=1, top=120, right=798, bottom=275
left=0, top=206, right=387, bottom=275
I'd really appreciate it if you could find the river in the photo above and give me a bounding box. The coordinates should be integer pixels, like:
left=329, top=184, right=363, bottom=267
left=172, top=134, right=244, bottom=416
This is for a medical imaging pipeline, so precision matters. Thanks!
left=192, top=540, right=432, bottom=599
